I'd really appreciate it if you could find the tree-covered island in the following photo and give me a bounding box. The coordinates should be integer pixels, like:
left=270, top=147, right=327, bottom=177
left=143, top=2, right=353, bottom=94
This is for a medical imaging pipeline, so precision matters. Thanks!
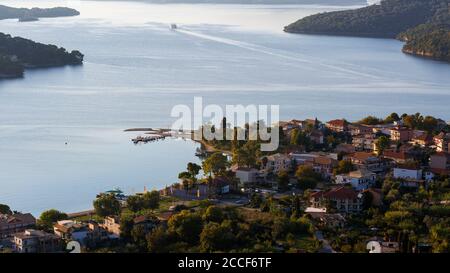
left=0, top=33, right=84, bottom=79
left=284, top=0, right=450, bottom=62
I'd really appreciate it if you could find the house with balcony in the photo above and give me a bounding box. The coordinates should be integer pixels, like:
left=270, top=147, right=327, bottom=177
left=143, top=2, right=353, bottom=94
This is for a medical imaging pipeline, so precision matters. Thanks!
left=410, top=132, right=432, bottom=147
left=262, top=153, right=292, bottom=174
left=13, top=229, right=61, bottom=253
left=326, top=119, right=348, bottom=133
left=310, top=186, right=362, bottom=214
left=345, top=152, right=390, bottom=173
left=349, top=124, right=373, bottom=136
left=352, top=133, right=377, bottom=152
left=0, top=213, right=36, bottom=239
left=101, top=216, right=121, bottom=238
left=390, top=127, right=413, bottom=142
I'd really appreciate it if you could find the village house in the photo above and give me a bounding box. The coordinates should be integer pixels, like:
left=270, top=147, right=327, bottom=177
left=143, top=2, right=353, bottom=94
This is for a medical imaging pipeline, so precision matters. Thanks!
left=311, top=155, right=338, bottom=179
left=349, top=124, right=373, bottom=136
left=429, top=152, right=450, bottom=175
left=290, top=153, right=337, bottom=178
left=310, top=186, right=363, bottom=214
left=325, top=119, right=348, bottom=133
left=13, top=229, right=61, bottom=253
left=0, top=213, right=36, bottom=239
left=54, top=220, right=90, bottom=243
left=309, top=130, right=324, bottom=145
left=393, top=167, right=426, bottom=188
left=335, top=169, right=377, bottom=190
left=133, top=215, right=159, bottom=233
left=371, top=124, right=397, bottom=136
left=433, top=132, right=450, bottom=152
left=53, top=220, right=109, bottom=246
left=101, top=216, right=121, bottom=238
left=278, top=120, right=302, bottom=132
left=410, top=132, right=432, bottom=147
left=233, top=167, right=259, bottom=185
left=210, top=176, right=234, bottom=195
left=352, top=133, right=377, bottom=152
left=345, top=152, right=390, bottom=173
left=156, top=211, right=174, bottom=225
left=383, top=150, right=414, bottom=164
left=390, top=127, right=413, bottom=142
left=263, top=153, right=292, bottom=173
left=393, top=167, right=423, bottom=180
left=335, top=143, right=356, bottom=154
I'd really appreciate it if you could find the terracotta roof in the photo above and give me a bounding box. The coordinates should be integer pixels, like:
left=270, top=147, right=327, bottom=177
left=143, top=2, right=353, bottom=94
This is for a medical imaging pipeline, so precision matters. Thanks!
left=383, top=150, right=412, bottom=160
left=133, top=215, right=157, bottom=225
left=326, top=119, right=346, bottom=127
left=157, top=211, right=174, bottom=221
left=350, top=152, right=377, bottom=162
left=314, top=156, right=335, bottom=165
left=311, top=187, right=359, bottom=200
left=0, top=213, right=36, bottom=228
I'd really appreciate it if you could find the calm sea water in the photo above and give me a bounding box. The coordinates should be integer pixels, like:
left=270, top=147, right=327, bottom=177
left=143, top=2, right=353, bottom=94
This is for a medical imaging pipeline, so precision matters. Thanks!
left=1, top=1, right=450, bottom=215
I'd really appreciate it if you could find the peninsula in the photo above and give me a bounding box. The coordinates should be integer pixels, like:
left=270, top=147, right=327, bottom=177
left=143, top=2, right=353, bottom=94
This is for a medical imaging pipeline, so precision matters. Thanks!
left=0, top=4, right=80, bottom=21
left=284, top=0, right=450, bottom=62
left=0, top=33, right=84, bottom=79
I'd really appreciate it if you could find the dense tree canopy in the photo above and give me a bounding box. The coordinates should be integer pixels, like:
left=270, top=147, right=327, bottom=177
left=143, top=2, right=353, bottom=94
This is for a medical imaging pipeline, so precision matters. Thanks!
left=284, top=0, right=450, bottom=62
left=0, top=32, right=83, bottom=78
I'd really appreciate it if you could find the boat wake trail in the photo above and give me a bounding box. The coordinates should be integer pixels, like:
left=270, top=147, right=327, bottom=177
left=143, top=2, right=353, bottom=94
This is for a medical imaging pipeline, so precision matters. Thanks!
left=175, top=28, right=381, bottom=80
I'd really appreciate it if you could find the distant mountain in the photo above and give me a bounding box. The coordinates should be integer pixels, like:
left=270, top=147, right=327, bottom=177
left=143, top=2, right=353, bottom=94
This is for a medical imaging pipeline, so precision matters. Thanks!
left=88, top=0, right=367, bottom=5
left=284, top=0, right=450, bottom=62
left=0, top=33, right=84, bottom=79
left=0, top=5, right=80, bottom=21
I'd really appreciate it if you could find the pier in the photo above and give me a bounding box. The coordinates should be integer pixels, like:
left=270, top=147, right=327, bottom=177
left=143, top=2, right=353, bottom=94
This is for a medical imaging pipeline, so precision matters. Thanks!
left=131, top=135, right=166, bottom=144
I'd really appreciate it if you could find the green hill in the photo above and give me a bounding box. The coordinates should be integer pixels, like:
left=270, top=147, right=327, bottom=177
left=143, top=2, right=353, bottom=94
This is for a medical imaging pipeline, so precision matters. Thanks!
left=0, top=5, right=80, bottom=21
left=0, top=33, right=84, bottom=78
left=284, top=0, right=450, bottom=62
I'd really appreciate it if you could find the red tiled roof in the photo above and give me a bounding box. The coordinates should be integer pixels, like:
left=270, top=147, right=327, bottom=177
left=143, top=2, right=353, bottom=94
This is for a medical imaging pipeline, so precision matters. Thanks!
left=311, top=187, right=359, bottom=200
left=327, top=119, right=346, bottom=127
left=350, top=152, right=376, bottom=162
left=383, top=150, right=412, bottom=160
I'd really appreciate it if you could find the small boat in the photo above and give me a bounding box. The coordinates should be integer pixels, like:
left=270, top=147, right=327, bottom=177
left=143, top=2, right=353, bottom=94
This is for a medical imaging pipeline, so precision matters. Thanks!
left=170, top=24, right=177, bottom=30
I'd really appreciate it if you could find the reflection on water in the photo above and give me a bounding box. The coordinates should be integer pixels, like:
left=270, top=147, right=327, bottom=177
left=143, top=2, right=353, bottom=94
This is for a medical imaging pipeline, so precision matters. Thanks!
left=0, top=1, right=450, bottom=215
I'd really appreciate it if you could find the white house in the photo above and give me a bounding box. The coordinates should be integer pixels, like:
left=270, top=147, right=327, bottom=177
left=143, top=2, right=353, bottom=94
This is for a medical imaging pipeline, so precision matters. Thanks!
left=53, top=220, right=89, bottom=244
left=393, top=168, right=422, bottom=180
left=335, top=169, right=376, bottom=190
left=234, top=168, right=259, bottom=185
left=263, top=153, right=291, bottom=173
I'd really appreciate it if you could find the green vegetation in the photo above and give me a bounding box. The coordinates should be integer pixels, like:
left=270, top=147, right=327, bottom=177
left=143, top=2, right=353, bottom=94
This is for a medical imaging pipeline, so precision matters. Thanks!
left=0, top=32, right=83, bottom=78
left=93, top=193, right=121, bottom=217
left=284, top=0, right=450, bottom=62
left=0, top=203, right=12, bottom=215
left=126, top=191, right=161, bottom=213
left=295, top=165, right=321, bottom=190
left=38, top=209, right=68, bottom=230
left=121, top=204, right=318, bottom=253
left=0, top=4, right=80, bottom=20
